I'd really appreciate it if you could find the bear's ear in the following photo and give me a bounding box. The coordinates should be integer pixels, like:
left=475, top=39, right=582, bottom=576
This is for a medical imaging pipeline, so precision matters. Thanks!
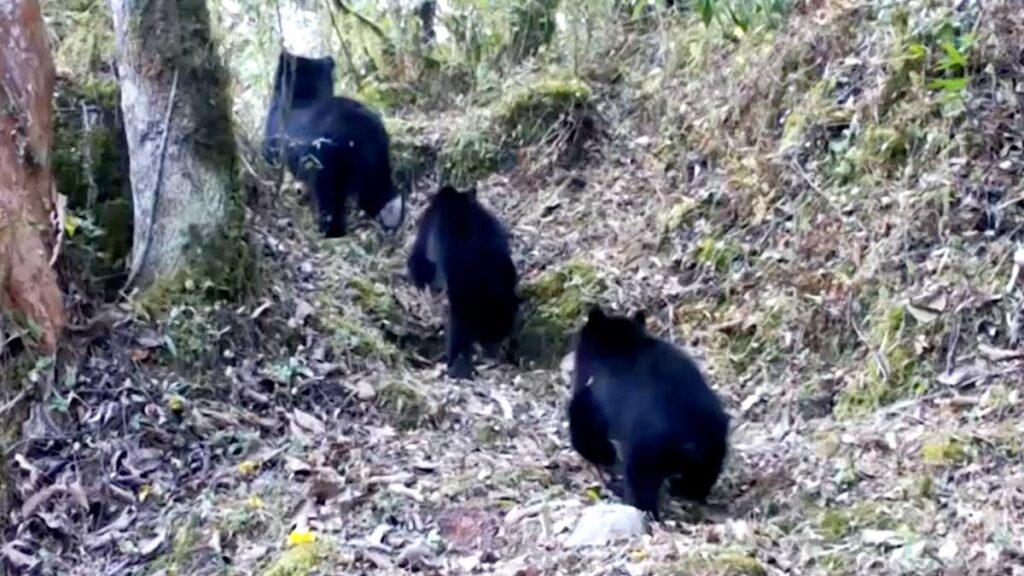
left=631, top=310, right=647, bottom=331
left=325, top=56, right=336, bottom=68
left=587, top=305, right=606, bottom=324
left=466, top=186, right=478, bottom=200
left=438, top=185, right=459, bottom=196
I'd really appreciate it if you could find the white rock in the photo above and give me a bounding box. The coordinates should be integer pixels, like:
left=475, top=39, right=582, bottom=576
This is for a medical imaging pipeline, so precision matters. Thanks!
left=564, top=504, right=646, bottom=548
left=938, top=538, right=958, bottom=561
left=560, top=352, right=575, bottom=385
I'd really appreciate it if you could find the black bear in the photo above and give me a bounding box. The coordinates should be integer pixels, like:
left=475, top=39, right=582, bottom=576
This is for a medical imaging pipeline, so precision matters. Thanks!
left=407, top=185, right=519, bottom=379
left=568, top=306, right=729, bottom=520
left=263, top=51, right=404, bottom=238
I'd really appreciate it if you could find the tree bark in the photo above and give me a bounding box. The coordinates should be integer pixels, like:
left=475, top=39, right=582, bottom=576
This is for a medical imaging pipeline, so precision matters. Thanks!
left=0, top=0, right=66, bottom=353
left=109, top=0, right=238, bottom=290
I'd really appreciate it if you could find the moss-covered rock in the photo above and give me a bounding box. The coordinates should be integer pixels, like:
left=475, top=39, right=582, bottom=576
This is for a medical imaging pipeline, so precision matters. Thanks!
left=377, top=379, right=430, bottom=430
left=496, top=75, right=594, bottom=147
left=385, top=117, right=439, bottom=191
left=517, top=261, right=604, bottom=367
left=438, top=115, right=511, bottom=188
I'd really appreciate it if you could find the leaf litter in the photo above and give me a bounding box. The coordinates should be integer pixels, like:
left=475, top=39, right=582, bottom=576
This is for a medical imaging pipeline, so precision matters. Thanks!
left=6, top=0, right=1024, bottom=574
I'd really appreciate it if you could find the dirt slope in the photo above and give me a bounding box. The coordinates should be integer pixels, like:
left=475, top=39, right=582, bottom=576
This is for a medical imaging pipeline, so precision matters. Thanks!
left=6, top=1, right=1024, bottom=575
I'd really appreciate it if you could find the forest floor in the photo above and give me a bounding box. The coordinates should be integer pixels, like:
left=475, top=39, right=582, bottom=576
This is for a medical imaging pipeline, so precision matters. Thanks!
left=7, top=1, right=1024, bottom=575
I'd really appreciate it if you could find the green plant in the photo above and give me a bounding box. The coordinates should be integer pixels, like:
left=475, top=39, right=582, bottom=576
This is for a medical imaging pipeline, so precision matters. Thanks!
left=692, top=0, right=791, bottom=37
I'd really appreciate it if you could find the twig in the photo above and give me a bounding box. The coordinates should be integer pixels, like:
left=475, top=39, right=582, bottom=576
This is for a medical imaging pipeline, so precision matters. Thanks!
left=125, top=68, right=179, bottom=290
left=237, top=144, right=274, bottom=190
left=49, top=187, right=67, bottom=267
left=789, top=157, right=868, bottom=235
left=846, top=296, right=889, bottom=383
left=0, top=387, right=30, bottom=419
left=944, top=313, right=961, bottom=376
left=324, top=0, right=364, bottom=84
left=332, top=0, right=389, bottom=43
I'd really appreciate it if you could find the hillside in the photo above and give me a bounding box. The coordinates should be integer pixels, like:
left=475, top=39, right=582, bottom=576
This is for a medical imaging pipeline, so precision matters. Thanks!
left=5, top=0, right=1023, bottom=574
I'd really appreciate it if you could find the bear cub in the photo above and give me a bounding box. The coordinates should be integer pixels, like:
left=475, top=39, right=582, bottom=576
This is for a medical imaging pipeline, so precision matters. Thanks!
left=407, top=185, right=519, bottom=380
left=568, top=306, right=729, bottom=519
left=264, top=51, right=403, bottom=238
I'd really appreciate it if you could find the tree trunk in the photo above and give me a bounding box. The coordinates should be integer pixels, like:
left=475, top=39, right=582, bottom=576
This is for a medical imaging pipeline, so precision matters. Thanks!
left=0, top=0, right=66, bottom=353
left=109, top=0, right=238, bottom=290
left=0, top=0, right=65, bottom=536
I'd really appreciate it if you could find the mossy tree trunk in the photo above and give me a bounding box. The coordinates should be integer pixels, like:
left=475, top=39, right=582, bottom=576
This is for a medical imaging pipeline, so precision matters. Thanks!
left=0, top=0, right=66, bottom=533
left=109, top=0, right=239, bottom=290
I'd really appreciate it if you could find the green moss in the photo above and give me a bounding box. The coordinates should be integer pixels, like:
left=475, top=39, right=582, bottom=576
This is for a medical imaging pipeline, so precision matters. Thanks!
left=170, top=523, right=200, bottom=567
left=355, top=81, right=417, bottom=111
left=136, top=269, right=194, bottom=316
left=52, top=75, right=133, bottom=299
left=185, top=204, right=260, bottom=303
left=148, top=520, right=206, bottom=575
left=835, top=302, right=928, bottom=417
left=385, top=118, right=438, bottom=191
left=817, top=503, right=892, bottom=542
left=133, top=0, right=236, bottom=176
left=518, top=261, right=604, bottom=367
left=666, top=548, right=766, bottom=576
left=133, top=217, right=258, bottom=314
left=912, top=474, right=935, bottom=499
left=506, top=0, right=559, bottom=61
left=835, top=344, right=925, bottom=417
left=439, top=118, right=509, bottom=188
left=697, top=236, right=742, bottom=273
left=818, top=553, right=849, bottom=575
left=47, top=0, right=116, bottom=76
left=835, top=340, right=925, bottom=416
left=349, top=277, right=398, bottom=323
left=377, top=380, right=428, bottom=430
left=920, top=436, right=969, bottom=467
left=263, top=542, right=331, bottom=576
left=474, top=421, right=504, bottom=446
left=779, top=79, right=832, bottom=151
left=658, top=197, right=699, bottom=234
left=326, top=315, right=399, bottom=364
left=94, top=198, right=133, bottom=266
left=496, top=76, right=593, bottom=147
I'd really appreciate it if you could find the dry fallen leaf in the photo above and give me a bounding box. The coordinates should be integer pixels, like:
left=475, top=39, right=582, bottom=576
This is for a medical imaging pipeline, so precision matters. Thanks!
left=238, top=460, right=261, bottom=477
left=292, top=408, right=327, bottom=436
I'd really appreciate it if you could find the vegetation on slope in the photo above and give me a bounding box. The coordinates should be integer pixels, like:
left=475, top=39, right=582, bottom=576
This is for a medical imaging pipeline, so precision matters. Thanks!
left=4, top=0, right=1023, bottom=574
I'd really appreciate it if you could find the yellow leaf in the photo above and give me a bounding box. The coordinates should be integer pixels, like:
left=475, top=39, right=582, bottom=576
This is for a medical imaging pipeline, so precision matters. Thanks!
left=167, top=395, right=185, bottom=413
left=64, top=214, right=80, bottom=237
left=247, top=496, right=264, bottom=509
left=288, top=527, right=316, bottom=546
left=238, top=460, right=260, bottom=477
left=629, top=548, right=649, bottom=562
left=138, top=484, right=151, bottom=503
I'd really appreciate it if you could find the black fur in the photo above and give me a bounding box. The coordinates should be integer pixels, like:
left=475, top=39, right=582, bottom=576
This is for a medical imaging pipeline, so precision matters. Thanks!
left=263, top=51, right=402, bottom=238
left=568, top=306, right=729, bottom=520
left=407, top=185, right=519, bottom=379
